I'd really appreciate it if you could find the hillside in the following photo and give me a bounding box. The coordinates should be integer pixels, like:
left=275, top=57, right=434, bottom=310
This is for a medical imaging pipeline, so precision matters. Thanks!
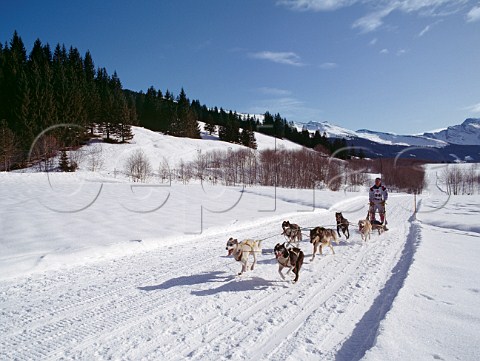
left=71, top=124, right=304, bottom=175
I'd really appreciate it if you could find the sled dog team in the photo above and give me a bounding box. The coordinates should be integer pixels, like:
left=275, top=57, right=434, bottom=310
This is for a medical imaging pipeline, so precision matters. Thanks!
left=226, top=212, right=386, bottom=283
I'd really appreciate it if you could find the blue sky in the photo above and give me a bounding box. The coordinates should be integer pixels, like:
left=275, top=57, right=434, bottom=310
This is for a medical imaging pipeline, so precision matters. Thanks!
left=2, top=0, right=480, bottom=134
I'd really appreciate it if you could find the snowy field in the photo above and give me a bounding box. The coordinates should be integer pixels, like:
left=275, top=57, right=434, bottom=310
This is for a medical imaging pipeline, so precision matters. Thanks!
left=1, top=128, right=479, bottom=360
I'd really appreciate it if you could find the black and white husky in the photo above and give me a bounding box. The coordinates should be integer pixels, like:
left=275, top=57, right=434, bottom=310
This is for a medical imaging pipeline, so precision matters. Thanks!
left=274, top=243, right=304, bottom=283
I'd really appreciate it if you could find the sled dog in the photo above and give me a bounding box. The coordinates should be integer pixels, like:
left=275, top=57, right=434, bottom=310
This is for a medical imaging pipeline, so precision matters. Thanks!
left=226, top=238, right=262, bottom=275
left=281, top=220, right=302, bottom=245
left=335, top=212, right=350, bottom=240
left=370, top=220, right=386, bottom=235
left=309, top=227, right=339, bottom=261
left=358, top=219, right=372, bottom=241
left=274, top=243, right=304, bottom=283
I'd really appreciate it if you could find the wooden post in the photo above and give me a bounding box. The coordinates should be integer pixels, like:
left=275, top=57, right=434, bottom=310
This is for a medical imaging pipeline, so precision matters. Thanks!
left=413, top=190, right=417, bottom=219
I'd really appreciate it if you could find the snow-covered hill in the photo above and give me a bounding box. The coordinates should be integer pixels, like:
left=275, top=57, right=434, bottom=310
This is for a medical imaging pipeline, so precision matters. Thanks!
left=70, top=124, right=304, bottom=175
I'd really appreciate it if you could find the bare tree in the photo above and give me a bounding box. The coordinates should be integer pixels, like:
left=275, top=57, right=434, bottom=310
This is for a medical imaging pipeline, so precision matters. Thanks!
left=31, top=134, right=59, bottom=171
left=0, top=120, right=19, bottom=171
left=86, top=143, right=104, bottom=172
left=193, top=150, right=208, bottom=182
left=158, top=156, right=171, bottom=183
left=125, top=149, right=152, bottom=182
left=463, top=164, right=477, bottom=195
left=177, top=158, right=192, bottom=184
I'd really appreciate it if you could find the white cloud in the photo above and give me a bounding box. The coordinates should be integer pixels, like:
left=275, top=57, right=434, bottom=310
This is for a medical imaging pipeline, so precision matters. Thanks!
left=352, top=5, right=396, bottom=33
left=417, top=20, right=443, bottom=37
left=418, top=24, right=432, bottom=37
left=319, top=62, right=338, bottom=69
left=466, top=5, right=480, bottom=22
left=369, top=38, right=378, bottom=46
left=248, top=97, right=322, bottom=122
left=249, top=51, right=304, bottom=66
left=380, top=48, right=389, bottom=54
left=396, top=49, right=407, bottom=56
left=256, top=87, right=292, bottom=96
left=276, top=0, right=356, bottom=12
left=465, top=102, right=480, bottom=113
left=279, top=0, right=470, bottom=33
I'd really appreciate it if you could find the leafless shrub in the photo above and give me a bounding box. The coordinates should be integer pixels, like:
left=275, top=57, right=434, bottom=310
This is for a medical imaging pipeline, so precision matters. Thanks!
left=125, top=149, right=152, bottom=182
left=158, top=156, right=171, bottom=183
left=376, top=159, right=426, bottom=194
left=31, top=134, right=59, bottom=171
left=86, top=143, right=104, bottom=171
left=177, top=159, right=193, bottom=184
left=68, top=148, right=85, bottom=171
left=440, top=164, right=479, bottom=195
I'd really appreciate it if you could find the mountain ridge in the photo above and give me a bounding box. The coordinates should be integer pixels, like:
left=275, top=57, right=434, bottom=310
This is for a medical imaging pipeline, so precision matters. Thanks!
left=295, top=118, right=480, bottom=162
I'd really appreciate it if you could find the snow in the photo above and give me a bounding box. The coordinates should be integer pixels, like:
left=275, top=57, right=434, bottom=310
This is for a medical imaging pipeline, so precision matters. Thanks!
left=1, top=129, right=479, bottom=360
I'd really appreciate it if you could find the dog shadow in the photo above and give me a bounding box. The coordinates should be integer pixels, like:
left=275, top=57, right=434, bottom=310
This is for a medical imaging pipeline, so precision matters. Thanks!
left=138, top=271, right=234, bottom=292
left=191, top=276, right=275, bottom=296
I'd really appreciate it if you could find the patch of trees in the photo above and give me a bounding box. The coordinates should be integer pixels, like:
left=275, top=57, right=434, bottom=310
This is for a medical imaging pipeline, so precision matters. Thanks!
left=0, top=31, right=137, bottom=170
left=167, top=150, right=428, bottom=193
left=131, top=87, right=257, bottom=148
left=369, top=158, right=427, bottom=194
left=170, top=151, right=424, bottom=193
left=438, top=164, right=479, bottom=195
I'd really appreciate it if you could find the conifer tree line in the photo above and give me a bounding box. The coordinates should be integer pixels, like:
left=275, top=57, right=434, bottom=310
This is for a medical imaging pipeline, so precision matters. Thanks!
left=0, top=31, right=352, bottom=171
left=0, top=31, right=136, bottom=170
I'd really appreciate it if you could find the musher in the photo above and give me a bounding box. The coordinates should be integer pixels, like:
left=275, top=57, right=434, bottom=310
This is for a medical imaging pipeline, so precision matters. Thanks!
left=369, top=177, right=388, bottom=228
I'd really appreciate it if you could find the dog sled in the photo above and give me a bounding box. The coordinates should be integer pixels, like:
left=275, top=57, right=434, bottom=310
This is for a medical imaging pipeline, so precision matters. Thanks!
left=368, top=202, right=389, bottom=231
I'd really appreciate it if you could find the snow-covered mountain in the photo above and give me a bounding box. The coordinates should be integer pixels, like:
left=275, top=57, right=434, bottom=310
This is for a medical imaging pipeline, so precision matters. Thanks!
left=298, top=118, right=480, bottom=161
left=422, top=118, right=480, bottom=145
left=299, top=118, right=480, bottom=147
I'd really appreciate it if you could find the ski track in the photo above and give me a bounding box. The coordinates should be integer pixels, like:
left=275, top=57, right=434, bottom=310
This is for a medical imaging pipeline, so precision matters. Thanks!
left=0, top=195, right=416, bottom=360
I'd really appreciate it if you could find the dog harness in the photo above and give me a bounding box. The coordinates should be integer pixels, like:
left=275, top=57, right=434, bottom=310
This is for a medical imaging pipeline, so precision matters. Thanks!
left=278, top=248, right=300, bottom=268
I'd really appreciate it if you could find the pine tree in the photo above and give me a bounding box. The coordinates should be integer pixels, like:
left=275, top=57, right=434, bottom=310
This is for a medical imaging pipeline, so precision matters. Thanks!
left=204, top=114, right=216, bottom=135
left=240, top=126, right=257, bottom=149
left=170, top=88, right=200, bottom=138
left=59, top=149, right=70, bottom=171
left=83, top=51, right=100, bottom=135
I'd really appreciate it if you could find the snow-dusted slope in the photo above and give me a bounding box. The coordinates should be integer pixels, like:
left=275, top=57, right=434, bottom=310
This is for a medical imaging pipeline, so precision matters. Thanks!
left=75, top=124, right=304, bottom=174
left=299, top=119, right=480, bottom=148
left=422, top=118, right=480, bottom=145
left=299, top=121, right=449, bottom=147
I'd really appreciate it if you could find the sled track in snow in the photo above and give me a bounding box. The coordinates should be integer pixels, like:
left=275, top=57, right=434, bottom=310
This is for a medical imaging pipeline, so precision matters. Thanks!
left=0, top=195, right=417, bottom=360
